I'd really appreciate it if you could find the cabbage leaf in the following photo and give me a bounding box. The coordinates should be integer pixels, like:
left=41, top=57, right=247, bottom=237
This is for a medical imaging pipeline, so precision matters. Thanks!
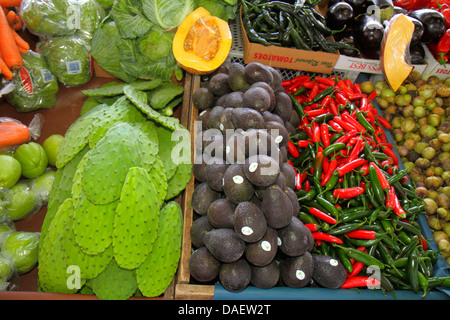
left=111, top=0, right=153, bottom=39
left=142, top=0, right=194, bottom=30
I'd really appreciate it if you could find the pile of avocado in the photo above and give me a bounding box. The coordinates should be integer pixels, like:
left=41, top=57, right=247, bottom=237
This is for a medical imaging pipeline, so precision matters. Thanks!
left=188, top=62, right=348, bottom=292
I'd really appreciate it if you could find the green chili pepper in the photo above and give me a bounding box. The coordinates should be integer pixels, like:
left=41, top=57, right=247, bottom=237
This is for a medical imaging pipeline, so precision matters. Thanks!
left=316, top=194, right=339, bottom=219
left=323, top=142, right=346, bottom=157
left=356, top=110, right=375, bottom=132
left=334, top=245, right=385, bottom=270
left=337, top=246, right=353, bottom=273
left=369, top=164, right=385, bottom=204
left=298, top=211, right=319, bottom=225
left=395, top=237, right=420, bottom=259
left=406, top=249, right=420, bottom=293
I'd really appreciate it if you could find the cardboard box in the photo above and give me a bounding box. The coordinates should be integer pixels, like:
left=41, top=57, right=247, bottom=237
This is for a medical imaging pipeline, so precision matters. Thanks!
left=334, top=44, right=430, bottom=76
left=239, top=9, right=339, bottom=74
left=426, top=63, right=450, bottom=79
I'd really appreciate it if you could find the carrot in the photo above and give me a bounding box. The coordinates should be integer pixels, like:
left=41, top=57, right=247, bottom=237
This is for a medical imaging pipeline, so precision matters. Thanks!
left=0, top=8, right=21, bottom=70
left=6, top=10, right=22, bottom=30
left=11, top=28, right=29, bottom=51
left=0, top=0, right=23, bottom=7
left=0, top=121, right=31, bottom=148
left=0, top=55, right=13, bottom=80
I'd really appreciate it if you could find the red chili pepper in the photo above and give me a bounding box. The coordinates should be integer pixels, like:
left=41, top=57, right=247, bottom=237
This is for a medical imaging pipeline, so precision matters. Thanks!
left=315, top=76, right=336, bottom=87
left=347, top=261, right=364, bottom=278
left=377, top=115, right=391, bottom=129
left=390, top=187, right=406, bottom=218
left=297, top=140, right=312, bottom=148
left=306, top=108, right=327, bottom=118
left=380, top=158, right=394, bottom=169
left=437, top=29, right=450, bottom=60
left=320, top=123, right=330, bottom=148
left=329, top=99, right=339, bottom=116
left=368, top=91, right=377, bottom=101
left=370, top=162, right=390, bottom=191
left=419, top=235, right=428, bottom=250
left=347, top=92, right=363, bottom=100
left=441, top=7, right=450, bottom=28
left=335, top=130, right=357, bottom=144
left=303, top=81, right=315, bottom=89
left=308, top=83, right=320, bottom=102
left=305, top=223, right=319, bottom=232
left=359, top=164, right=369, bottom=176
left=312, top=122, right=321, bottom=143
left=337, top=158, right=367, bottom=176
left=333, top=187, right=364, bottom=199
left=335, top=92, right=348, bottom=105
left=308, top=207, right=337, bottom=224
left=295, top=172, right=302, bottom=191
left=359, top=95, right=368, bottom=111
left=328, top=119, right=342, bottom=132
left=321, top=159, right=338, bottom=186
left=312, top=232, right=343, bottom=244
left=345, top=230, right=376, bottom=240
left=381, top=145, right=399, bottom=165
left=304, top=179, right=311, bottom=192
left=333, top=116, right=356, bottom=132
left=320, top=95, right=331, bottom=107
left=380, top=142, right=394, bottom=149
left=287, top=140, right=300, bottom=158
left=347, top=138, right=364, bottom=163
left=340, top=276, right=381, bottom=289
left=352, top=82, right=362, bottom=94
left=341, top=112, right=366, bottom=132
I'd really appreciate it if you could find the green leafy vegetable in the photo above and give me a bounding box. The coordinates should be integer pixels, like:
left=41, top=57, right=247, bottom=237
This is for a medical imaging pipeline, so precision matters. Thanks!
left=142, top=0, right=194, bottom=30
left=111, top=0, right=154, bottom=39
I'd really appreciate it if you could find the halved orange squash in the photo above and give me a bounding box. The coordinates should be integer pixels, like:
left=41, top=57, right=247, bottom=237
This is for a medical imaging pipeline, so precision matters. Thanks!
left=173, top=7, right=232, bottom=75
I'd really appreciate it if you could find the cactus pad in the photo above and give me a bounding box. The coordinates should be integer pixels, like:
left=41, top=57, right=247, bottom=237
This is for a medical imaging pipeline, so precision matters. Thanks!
left=113, top=167, right=160, bottom=270
left=91, top=259, right=138, bottom=300
left=136, top=201, right=182, bottom=297
left=147, top=156, right=167, bottom=208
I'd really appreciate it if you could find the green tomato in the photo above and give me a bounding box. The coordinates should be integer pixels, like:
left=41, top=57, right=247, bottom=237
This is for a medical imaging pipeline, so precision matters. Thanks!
left=5, top=183, right=38, bottom=221
left=33, top=170, right=56, bottom=203
left=0, top=256, right=13, bottom=282
left=2, top=231, right=39, bottom=275
left=14, top=142, right=48, bottom=179
left=42, top=134, right=64, bottom=167
left=0, top=155, right=22, bottom=189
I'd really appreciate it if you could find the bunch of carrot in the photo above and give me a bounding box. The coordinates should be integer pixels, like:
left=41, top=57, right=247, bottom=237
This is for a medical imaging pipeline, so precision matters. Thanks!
left=0, top=0, right=29, bottom=81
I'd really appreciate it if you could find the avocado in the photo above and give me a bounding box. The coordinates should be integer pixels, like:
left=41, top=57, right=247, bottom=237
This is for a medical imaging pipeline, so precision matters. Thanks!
left=267, top=66, right=283, bottom=92
left=243, top=62, right=273, bottom=85
left=265, top=120, right=289, bottom=148
left=190, top=216, right=214, bottom=248
left=262, top=111, right=284, bottom=125
left=249, top=193, right=262, bottom=207
left=225, top=130, right=246, bottom=164
left=273, top=91, right=293, bottom=122
left=284, top=121, right=296, bottom=137
left=192, top=87, right=215, bottom=110
left=250, top=260, right=280, bottom=289
left=208, top=72, right=232, bottom=96
left=280, top=162, right=296, bottom=190
left=215, top=93, right=228, bottom=107
left=197, top=109, right=211, bottom=130
left=261, top=185, right=293, bottom=229
left=202, top=131, right=225, bottom=160
left=207, top=198, right=236, bottom=229
left=284, top=187, right=300, bottom=216
left=222, top=164, right=255, bottom=204
left=289, top=109, right=301, bottom=127
left=250, top=81, right=276, bottom=111
left=279, top=146, right=288, bottom=163
left=231, top=107, right=265, bottom=131
left=207, top=106, right=225, bottom=130
left=203, top=228, right=245, bottom=263
left=219, top=107, right=236, bottom=133
left=242, top=86, right=271, bottom=113
left=223, top=91, right=244, bottom=108
left=191, top=182, right=222, bottom=215
left=192, top=154, right=207, bottom=183
left=243, top=129, right=278, bottom=159
left=233, top=201, right=267, bottom=243
left=205, top=160, right=229, bottom=192
left=189, top=247, right=221, bottom=283
left=219, top=259, right=251, bottom=292
left=228, top=62, right=250, bottom=92
left=312, top=254, right=347, bottom=289
left=280, top=252, right=315, bottom=288
left=244, top=226, right=278, bottom=267
left=277, top=216, right=313, bottom=257
left=243, top=154, right=280, bottom=187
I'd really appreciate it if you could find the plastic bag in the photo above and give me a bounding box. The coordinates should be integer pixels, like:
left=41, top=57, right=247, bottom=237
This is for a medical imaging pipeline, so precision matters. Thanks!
left=1, top=231, right=40, bottom=276
left=38, top=34, right=93, bottom=87
left=0, top=180, right=45, bottom=222
left=0, top=115, right=43, bottom=153
left=3, top=51, right=59, bottom=113
left=0, top=252, right=18, bottom=291
left=380, top=13, right=415, bottom=92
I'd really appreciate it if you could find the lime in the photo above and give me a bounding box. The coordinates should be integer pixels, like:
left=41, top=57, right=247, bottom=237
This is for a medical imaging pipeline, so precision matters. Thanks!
left=42, top=134, right=64, bottom=167
left=0, top=155, right=22, bottom=188
left=14, top=142, right=48, bottom=179
left=2, top=231, right=39, bottom=275
left=5, top=183, right=38, bottom=221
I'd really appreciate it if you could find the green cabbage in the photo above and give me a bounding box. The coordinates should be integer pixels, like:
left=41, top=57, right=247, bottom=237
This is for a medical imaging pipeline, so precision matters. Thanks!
left=193, top=0, right=237, bottom=20
left=39, top=35, right=93, bottom=87
left=112, top=0, right=153, bottom=39
left=138, top=27, right=174, bottom=61
left=142, top=0, right=194, bottom=30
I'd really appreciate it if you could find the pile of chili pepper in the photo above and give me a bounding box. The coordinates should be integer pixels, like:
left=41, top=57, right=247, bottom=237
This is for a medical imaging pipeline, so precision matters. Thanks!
left=241, top=0, right=357, bottom=53
left=284, top=74, right=450, bottom=295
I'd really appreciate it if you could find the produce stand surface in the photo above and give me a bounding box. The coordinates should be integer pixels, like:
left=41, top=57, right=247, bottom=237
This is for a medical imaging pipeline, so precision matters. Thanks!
left=175, top=73, right=450, bottom=301
left=0, top=75, right=185, bottom=300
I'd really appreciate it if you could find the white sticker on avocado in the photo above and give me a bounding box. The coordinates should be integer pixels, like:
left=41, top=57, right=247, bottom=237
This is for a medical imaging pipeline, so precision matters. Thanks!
left=233, top=175, right=243, bottom=184
left=241, top=226, right=253, bottom=236
left=330, top=259, right=339, bottom=266
left=261, top=241, right=271, bottom=252
left=275, top=135, right=283, bottom=144
left=296, top=270, right=305, bottom=280
left=199, top=110, right=207, bottom=116
left=277, top=237, right=282, bottom=246
left=66, top=60, right=82, bottom=75
left=219, top=123, right=224, bottom=131
left=249, top=162, right=258, bottom=172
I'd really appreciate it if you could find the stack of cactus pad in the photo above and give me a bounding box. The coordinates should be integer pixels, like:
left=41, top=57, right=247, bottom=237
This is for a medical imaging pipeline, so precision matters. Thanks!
left=38, top=82, right=192, bottom=299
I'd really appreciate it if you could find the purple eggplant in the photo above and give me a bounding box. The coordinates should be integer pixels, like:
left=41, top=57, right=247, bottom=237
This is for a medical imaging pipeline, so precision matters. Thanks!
left=325, top=2, right=354, bottom=30
left=409, top=9, right=446, bottom=43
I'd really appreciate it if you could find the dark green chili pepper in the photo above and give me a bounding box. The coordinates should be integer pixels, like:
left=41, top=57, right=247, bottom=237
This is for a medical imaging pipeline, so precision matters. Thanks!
left=406, top=249, right=420, bottom=293
left=323, top=142, right=346, bottom=157
left=334, top=245, right=385, bottom=270
left=298, top=211, right=319, bottom=225
left=297, top=189, right=317, bottom=202
left=337, top=246, right=353, bottom=273
left=356, top=110, right=375, bottom=132
left=381, top=235, right=402, bottom=254
left=395, top=237, right=420, bottom=259
left=376, top=241, right=395, bottom=266
left=369, top=164, right=385, bottom=204
left=395, top=220, right=422, bottom=237
left=316, top=194, right=339, bottom=219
